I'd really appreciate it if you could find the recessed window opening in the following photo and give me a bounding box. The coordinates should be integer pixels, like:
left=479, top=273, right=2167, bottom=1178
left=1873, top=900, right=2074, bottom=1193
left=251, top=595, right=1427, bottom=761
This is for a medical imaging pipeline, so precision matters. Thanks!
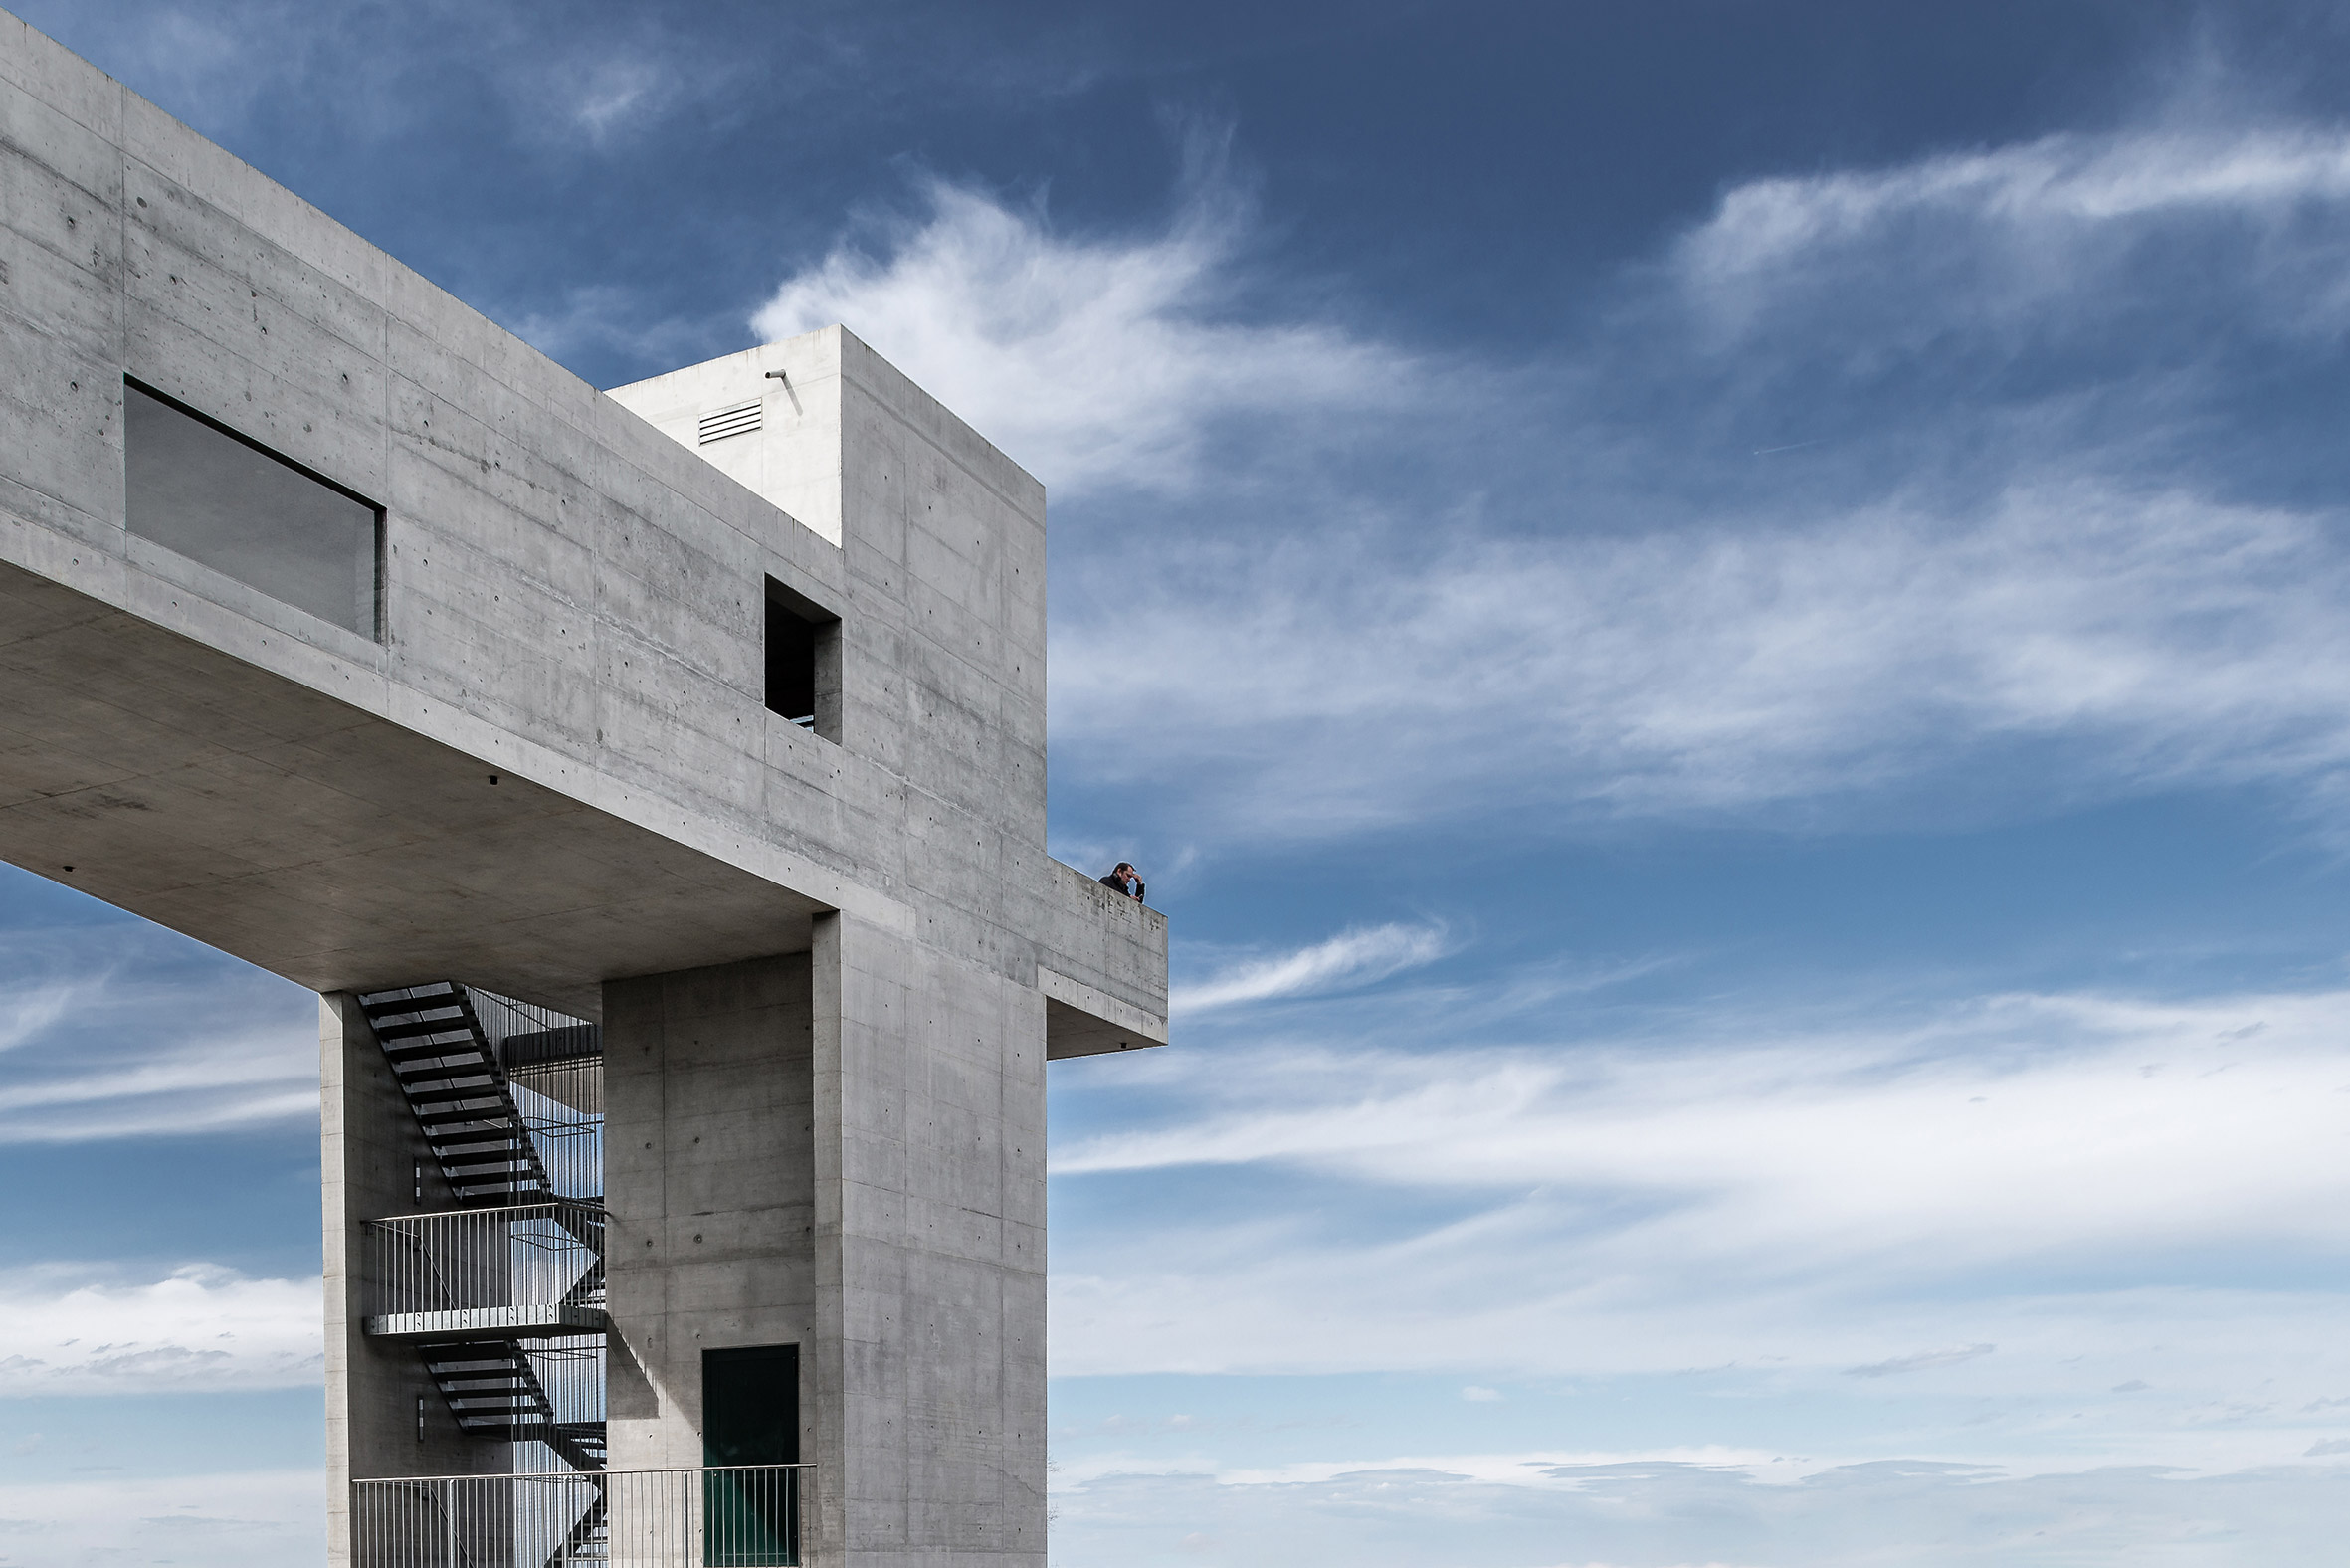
left=123, top=378, right=383, bottom=639
left=765, top=577, right=841, bottom=742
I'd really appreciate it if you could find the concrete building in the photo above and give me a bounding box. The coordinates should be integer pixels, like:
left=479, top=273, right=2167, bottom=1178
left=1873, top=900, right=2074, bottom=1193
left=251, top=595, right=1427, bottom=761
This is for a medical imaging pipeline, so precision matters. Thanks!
left=0, top=11, right=1166, bottom=1566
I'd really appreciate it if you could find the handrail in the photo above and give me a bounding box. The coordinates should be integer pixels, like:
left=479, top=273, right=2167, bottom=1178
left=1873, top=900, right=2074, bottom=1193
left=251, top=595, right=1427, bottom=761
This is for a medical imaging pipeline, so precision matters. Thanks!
left=359, top=1464, right=808, bottom=1484
left=351, top=1466, right=805, bottom=1567
left=363, top=1203, right=606, bottom=1334
left=374, top=1199, right=606, bottom=1226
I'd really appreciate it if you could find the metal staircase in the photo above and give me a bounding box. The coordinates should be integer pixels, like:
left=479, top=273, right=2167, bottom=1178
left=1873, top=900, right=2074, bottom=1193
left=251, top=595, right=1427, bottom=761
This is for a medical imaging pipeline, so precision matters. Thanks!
left=359, top=983, right=557, bottom=1205
left=420, top=1340, right=606, bottom=1474
left=358, top=981, right=607, bottom=1485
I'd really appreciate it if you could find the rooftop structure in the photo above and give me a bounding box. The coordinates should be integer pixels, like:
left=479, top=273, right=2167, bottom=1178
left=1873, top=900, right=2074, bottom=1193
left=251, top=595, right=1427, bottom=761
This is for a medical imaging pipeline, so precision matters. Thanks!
left=0, top=10, right=1168, bottom=1565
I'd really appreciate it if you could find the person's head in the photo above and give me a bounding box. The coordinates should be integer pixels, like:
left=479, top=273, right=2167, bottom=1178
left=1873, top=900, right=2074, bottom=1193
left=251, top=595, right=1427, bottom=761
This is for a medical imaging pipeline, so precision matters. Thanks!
left=1113, top=862, right=1136, bottom=878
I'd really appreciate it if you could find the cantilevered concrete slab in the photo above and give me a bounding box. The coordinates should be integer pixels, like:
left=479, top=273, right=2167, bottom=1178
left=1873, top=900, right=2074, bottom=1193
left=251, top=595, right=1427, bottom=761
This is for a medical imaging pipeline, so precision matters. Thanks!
left=0, top=8, right=1167, bottom=1565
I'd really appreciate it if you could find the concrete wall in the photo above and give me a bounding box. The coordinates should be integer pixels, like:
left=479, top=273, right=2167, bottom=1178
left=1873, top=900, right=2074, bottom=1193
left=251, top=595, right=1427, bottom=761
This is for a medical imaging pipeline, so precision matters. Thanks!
left=603, top=955, right=819, bottom=1472
left=606, top=337, right=847, bottom=549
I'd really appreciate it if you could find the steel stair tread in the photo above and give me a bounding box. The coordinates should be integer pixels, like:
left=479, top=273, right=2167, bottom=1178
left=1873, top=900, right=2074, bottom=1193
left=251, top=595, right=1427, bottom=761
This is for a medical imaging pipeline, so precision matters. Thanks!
left=358, top=994, right=463, bottom=1019
left=400, top=1084, right=510, bottom=1106
left=373, top=1017, right=482, bottom=1042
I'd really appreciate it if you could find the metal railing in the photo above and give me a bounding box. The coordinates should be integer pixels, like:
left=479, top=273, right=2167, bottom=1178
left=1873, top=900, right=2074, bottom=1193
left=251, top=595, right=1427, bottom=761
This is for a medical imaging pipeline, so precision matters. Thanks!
left=510, top=1334, right=607, bottom=1468
left=366, top=1202, right=606, bottom=1338
left=510, top=1100, right=603, bottom=1208
left=472, top=989, right=604, bottom=1202
left=351, top=1465, right=802, bottom=1567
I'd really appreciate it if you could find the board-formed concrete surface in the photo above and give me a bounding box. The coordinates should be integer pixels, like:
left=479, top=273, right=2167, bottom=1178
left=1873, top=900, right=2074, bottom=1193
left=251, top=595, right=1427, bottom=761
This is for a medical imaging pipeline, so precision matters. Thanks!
left=0, top=9, right=1167, bottom=1565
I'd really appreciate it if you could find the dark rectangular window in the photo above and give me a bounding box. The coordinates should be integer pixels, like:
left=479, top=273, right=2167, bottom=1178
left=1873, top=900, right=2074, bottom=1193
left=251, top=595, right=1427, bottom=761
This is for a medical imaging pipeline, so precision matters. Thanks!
left=765, top=578, right=840, bottom=741
left=704, top=1344, right=798, bottom=1566
left=123, top=380, right=382, bottom=638
left=703, top=1343, right=798, bottom=1466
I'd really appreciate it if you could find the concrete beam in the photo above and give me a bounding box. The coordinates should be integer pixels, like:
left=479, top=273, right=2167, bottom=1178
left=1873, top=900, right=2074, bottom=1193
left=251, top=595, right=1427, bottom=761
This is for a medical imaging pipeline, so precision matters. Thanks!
left=1040, top=971, right=1166, bottom=1060
left=0, top=559, right=829, bottom=1016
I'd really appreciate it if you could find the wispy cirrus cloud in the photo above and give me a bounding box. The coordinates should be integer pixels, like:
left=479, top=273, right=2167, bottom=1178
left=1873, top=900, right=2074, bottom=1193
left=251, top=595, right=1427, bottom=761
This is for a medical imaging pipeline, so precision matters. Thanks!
left=0, top=1469, right=320, bottom=1565
left=1058, top=482, right=2350, bottom=836
left=0, top=1036, right=317, bottom=1142
left=0, top=925, right=316, bottom=1143
left=1846, top=1344, right=1997, bottom=1379
left=1172, top=923, right=1450, bottom=1014
left=1053, top=984, right=2350, bottom=1383
left=1048, top=1457, right=2350, bottom=1568
left=0, top=979, right=84, bottom=1054
left=1671, top=124, right=2350, bottom=346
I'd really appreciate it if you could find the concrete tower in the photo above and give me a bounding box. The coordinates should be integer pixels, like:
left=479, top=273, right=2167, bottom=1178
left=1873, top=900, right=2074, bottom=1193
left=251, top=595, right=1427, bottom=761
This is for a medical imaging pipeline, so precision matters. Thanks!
left=0, top=11, right=1167, bottom=1567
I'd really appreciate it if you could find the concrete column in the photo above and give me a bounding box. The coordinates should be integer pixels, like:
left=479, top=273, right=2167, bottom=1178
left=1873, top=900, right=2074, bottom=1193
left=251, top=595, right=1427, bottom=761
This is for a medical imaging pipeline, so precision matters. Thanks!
left=817, top=914, right=1049, bottom=1568
left=809, top=914, right=848, bottom=1567
left=319, top=993, right=475, bottom=1567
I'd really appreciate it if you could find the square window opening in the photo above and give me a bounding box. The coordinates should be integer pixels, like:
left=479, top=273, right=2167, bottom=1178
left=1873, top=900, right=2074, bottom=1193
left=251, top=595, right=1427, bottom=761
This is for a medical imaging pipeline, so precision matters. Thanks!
left=123, top=379, right=384, bottom=639
left=765, top=578, right=841, bottom=742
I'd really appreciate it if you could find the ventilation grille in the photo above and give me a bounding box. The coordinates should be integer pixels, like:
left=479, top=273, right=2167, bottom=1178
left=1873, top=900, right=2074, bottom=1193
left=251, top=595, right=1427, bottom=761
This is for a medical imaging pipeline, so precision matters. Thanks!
left=696, top=400, right=762, bottom=445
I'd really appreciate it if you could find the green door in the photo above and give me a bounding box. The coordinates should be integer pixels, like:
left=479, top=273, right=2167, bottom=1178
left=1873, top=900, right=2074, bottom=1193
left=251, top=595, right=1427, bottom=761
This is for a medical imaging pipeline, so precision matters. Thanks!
left=702, top=1345, right=798, bottom=1566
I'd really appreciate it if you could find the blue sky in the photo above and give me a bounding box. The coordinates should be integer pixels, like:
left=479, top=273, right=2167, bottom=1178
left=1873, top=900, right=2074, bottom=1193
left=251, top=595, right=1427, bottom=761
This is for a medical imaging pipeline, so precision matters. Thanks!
left=6, top=0, right=2350, bottom=1562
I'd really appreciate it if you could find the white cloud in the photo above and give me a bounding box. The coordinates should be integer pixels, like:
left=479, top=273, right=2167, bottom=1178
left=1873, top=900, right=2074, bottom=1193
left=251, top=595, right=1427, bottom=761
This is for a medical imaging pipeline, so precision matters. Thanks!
left=0, top=1469, right=319, bottom=1567
left=1172, top=923, right=1450, bottom=1014
left=1052, top=985, right=2350, bottom=1391
left=750, top=171, right=1406, bottom=496
left=1047, top=1458, right=2350, bottom=1568
left=0, top=1265, right=321, bottom=1395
